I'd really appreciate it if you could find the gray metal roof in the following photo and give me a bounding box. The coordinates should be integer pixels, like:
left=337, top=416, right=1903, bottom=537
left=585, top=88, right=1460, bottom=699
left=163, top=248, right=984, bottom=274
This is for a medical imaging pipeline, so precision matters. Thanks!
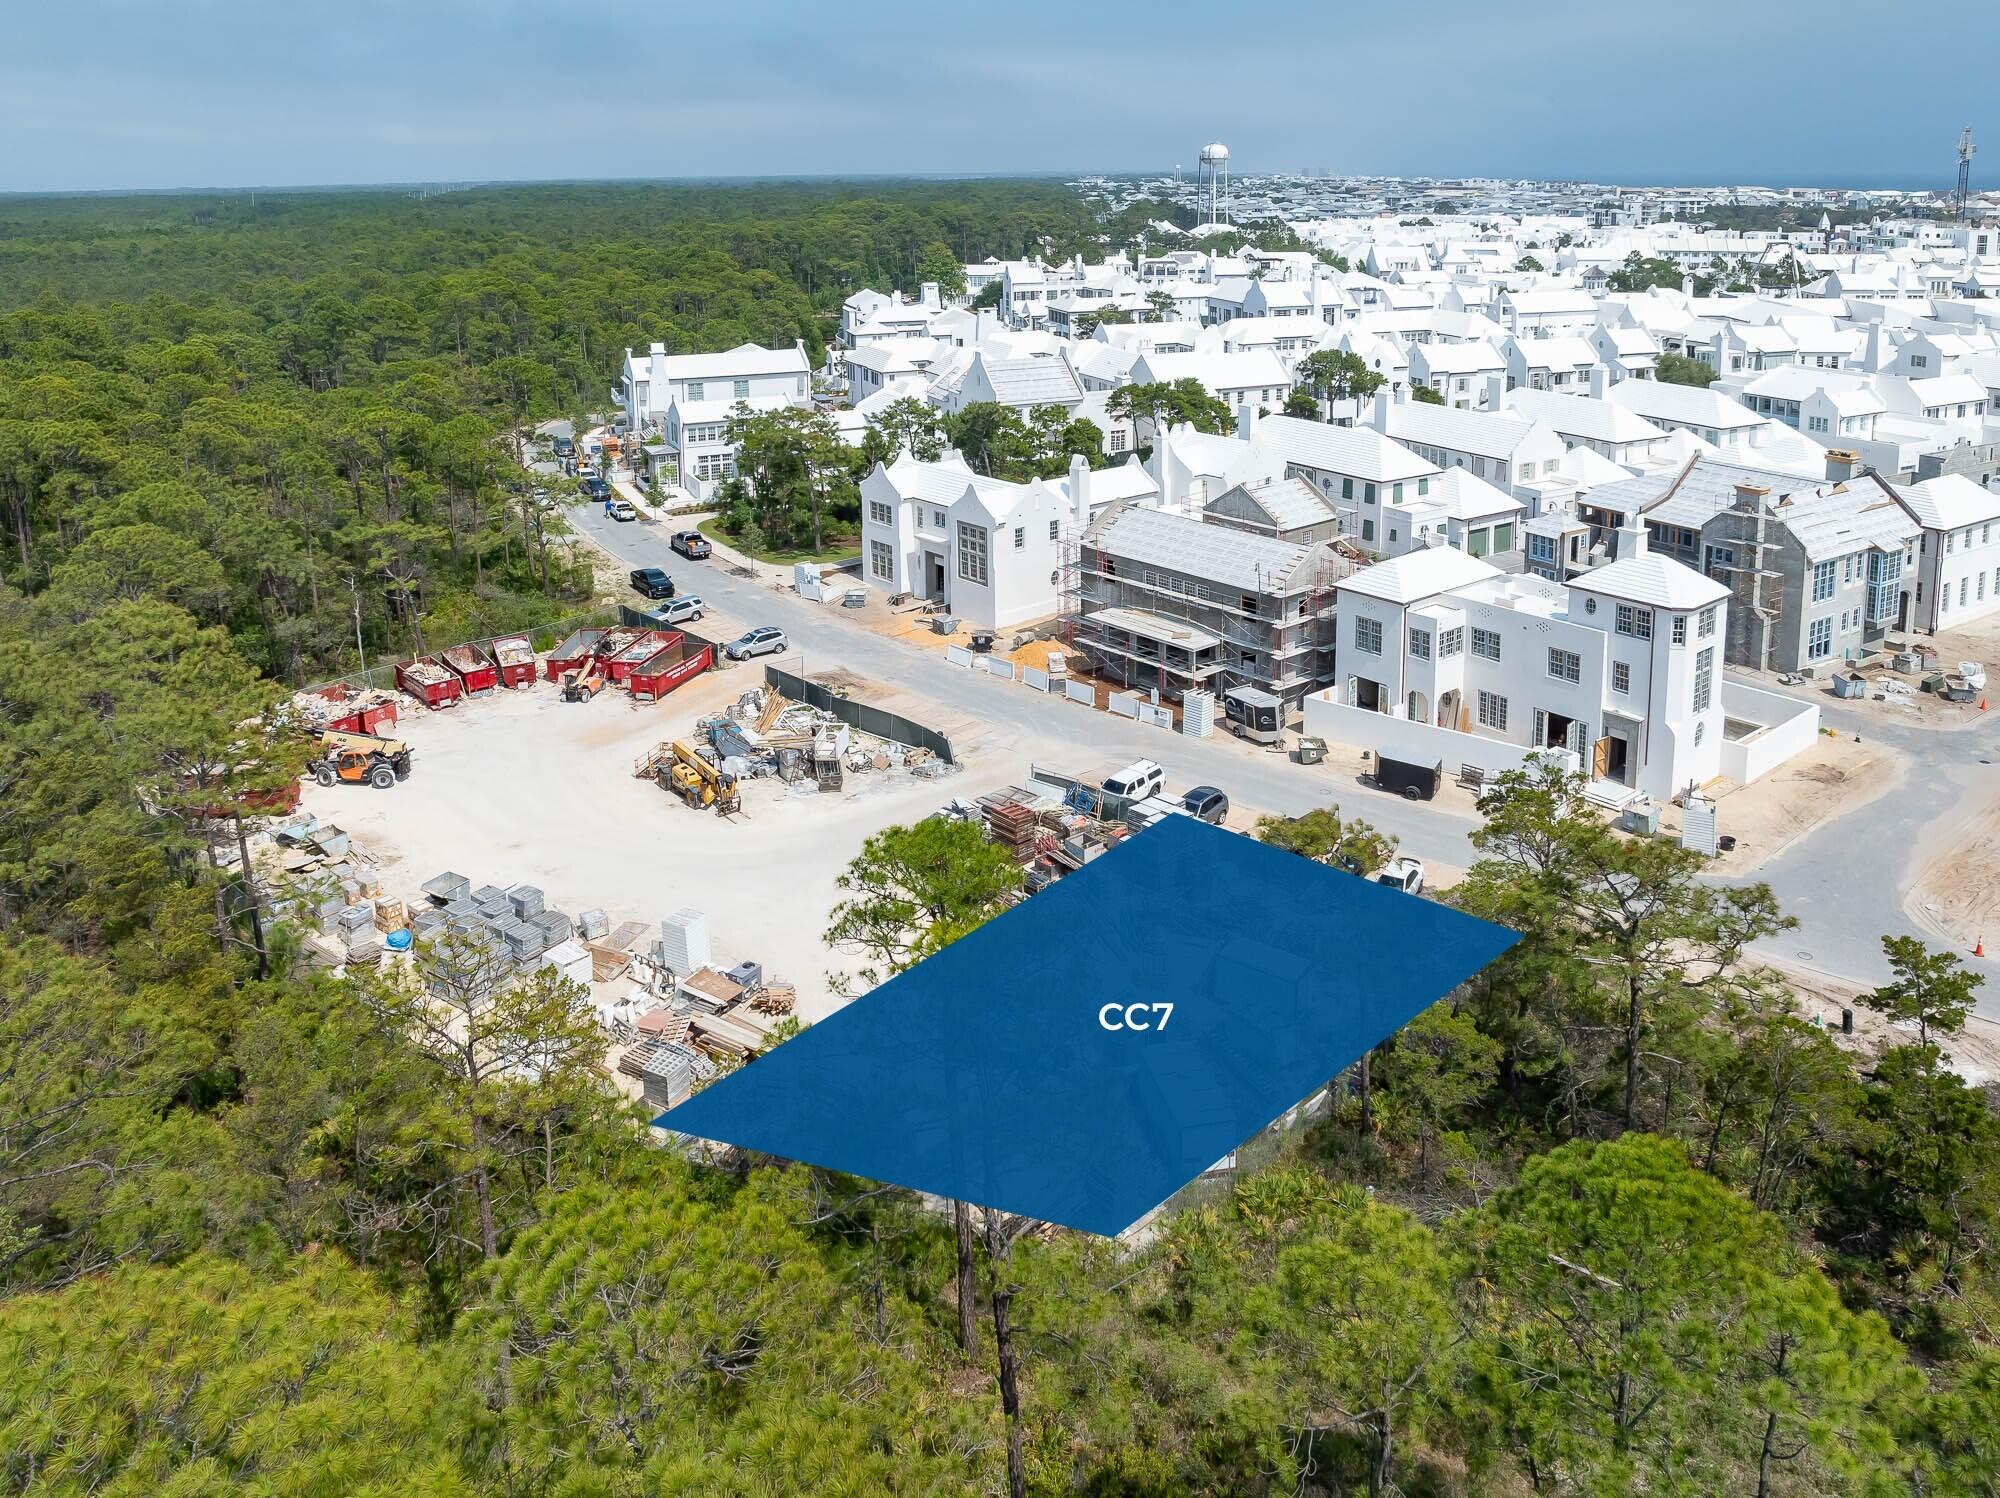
left=1082, top=504, right=1330, bottom=594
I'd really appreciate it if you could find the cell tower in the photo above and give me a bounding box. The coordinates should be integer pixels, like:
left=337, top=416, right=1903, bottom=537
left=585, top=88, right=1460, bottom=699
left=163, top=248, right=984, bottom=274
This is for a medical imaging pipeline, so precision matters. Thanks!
left=1197, top=141, right=1231, bottom=226
left=1957, top=125, right=1977, bottom=221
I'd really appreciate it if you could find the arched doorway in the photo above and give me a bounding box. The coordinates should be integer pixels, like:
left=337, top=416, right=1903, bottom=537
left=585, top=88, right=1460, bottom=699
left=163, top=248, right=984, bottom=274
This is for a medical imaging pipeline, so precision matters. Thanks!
left=1436, top=688, right=1461, bottom=731
left=1406, top=690, right=1429, bottom=723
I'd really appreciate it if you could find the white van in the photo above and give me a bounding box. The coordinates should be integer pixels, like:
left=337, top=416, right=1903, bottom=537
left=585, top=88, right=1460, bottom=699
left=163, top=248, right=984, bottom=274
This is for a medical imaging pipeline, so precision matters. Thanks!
left=1101, top=759, right=1166, bottom=802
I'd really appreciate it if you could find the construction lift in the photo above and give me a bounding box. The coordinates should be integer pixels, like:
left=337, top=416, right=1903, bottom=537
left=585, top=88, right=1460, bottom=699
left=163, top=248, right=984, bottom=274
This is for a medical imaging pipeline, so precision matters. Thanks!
left=305, top=731, right=413, bottom=789
left=662, top=740, right=741, bottom=816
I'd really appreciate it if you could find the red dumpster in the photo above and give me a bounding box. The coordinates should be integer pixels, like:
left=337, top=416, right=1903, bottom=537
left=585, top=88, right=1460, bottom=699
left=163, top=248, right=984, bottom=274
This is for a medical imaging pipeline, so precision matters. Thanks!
left=396, top=656, right=462, bottom=709
left=630, top=640, right=713, bottom=702
left=487, top=636, right=538, bottom=689
left=544, top=628, right=604, bottom=682
left=591, top=627, right=642, bottom=665
left=605, top=629, right=678, bottom=685
left=441, top=643, right=500, bottom=696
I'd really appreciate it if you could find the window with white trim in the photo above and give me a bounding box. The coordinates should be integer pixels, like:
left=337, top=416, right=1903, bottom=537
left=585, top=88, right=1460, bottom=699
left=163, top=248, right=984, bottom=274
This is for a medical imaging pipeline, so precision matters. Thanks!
left=1471, top=626, right=1500, bottom=660
left=869, top=540, right=893, bottom=581
left=1807, top=616, right=1832, bottom=660
left=1697, top=604, right=1717, bottom=638
left=1812, top=560, right=1836, bottom=602
left=1612, top=661, right=1631, bottom=694
left=868, top=500, right=893, bottom=526
left=956, top=521, right=988, bottom=585
left=1693, top=646, right=1712, bottom=711
left=1409, top=627, right=1431, bottom=660
left=1477, top=691, right=1508, bottom=730
left=1547, top=647, right=1581, bottom=683
left=1354, top=616, right=1382, bottom=654
left=1672, top=613, right=1687, bottom=644
left=1438, top=626, right=1463, bottom=657
left=1614, top=603, right=1652, bottom=639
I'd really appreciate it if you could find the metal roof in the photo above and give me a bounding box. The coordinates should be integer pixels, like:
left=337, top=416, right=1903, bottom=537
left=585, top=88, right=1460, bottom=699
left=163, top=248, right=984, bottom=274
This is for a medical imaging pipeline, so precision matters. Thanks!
left=1082, top=504, right=1327, bottom=595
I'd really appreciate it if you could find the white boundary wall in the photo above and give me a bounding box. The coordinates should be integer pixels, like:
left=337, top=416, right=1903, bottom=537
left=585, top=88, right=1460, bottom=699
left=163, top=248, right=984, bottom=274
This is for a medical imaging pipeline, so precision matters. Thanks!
left=1303, top=692, right=1561, bottom=780
left=1719, top=681, right=1821, bottom=784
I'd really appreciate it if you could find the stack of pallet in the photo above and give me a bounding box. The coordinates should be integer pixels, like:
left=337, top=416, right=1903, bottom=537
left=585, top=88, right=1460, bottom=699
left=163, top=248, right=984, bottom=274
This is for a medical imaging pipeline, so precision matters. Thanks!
left=978, top=788, right=1042, bottom=863
left=747, top=983, right=796, bottom=1016
left=589, top=920, right=650, bottom=983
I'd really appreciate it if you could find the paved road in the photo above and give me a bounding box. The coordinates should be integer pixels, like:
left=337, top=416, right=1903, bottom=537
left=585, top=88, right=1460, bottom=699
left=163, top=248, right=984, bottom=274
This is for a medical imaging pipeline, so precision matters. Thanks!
left=567, top=500, right=2000, bottom=1012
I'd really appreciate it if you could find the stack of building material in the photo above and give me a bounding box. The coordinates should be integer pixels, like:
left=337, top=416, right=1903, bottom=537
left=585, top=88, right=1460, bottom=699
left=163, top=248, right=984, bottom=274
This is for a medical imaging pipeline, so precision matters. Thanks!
left=688, top=1010, right=763, bottom=1062
left=577, top=908, right=609, bottom=941
left=589, top=920, right=649, bottom=983
left=421, top=871, right=471, bottom=905
left=531, top=908, right=572, bottom=947
left=372, top=897, right=407, bottom=933
left=658, top=909, right=711, bottom=975
left=499, top=919, right=545, bottom=962
left=410, top=907, right=447, bottom=941
left=539, top=938, right=592, bottom=986
left=978, top=789, right=1042, bottom=863
left=678, top=966, right=744, bottom=1014
left=472, top=884, right=510, bottom=917
left=636, top=1045, right=696, bottom=1111
left=507, top=884, right=544, bottom=920
left=747, top=983, right=796, bottom=1016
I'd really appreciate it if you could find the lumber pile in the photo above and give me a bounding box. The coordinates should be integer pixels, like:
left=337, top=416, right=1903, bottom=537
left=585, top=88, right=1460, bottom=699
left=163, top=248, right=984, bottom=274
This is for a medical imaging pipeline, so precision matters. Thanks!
left=978, top=788, right=1044, bottom=863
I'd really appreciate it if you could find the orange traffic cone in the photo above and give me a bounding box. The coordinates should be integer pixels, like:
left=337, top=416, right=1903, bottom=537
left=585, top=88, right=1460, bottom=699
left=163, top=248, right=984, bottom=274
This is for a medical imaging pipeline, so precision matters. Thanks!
left=1978, top=936, right=1987, bottom=958
left=1981, top=697, right=1989, bottom=711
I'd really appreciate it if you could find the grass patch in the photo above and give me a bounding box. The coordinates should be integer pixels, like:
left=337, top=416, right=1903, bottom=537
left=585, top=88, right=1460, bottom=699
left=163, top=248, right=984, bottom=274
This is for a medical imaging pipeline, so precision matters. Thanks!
left=699, top=521, right=861, bottom=567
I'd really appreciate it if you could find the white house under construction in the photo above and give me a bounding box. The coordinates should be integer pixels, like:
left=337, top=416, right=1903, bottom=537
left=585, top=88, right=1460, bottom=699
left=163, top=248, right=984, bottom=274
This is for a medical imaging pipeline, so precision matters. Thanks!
left=1070, top=501, right=1351, bottom=710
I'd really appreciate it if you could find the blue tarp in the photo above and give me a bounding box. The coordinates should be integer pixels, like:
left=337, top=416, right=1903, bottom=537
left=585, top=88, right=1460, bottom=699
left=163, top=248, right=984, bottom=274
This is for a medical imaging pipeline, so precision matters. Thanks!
left=659, top=816, right=1516, bottom=1236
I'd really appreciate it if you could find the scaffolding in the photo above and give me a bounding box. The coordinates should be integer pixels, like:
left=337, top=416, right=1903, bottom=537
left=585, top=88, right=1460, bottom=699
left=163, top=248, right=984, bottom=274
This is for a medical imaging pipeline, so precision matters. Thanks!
left=1056, top=527, right=1353, bottom=707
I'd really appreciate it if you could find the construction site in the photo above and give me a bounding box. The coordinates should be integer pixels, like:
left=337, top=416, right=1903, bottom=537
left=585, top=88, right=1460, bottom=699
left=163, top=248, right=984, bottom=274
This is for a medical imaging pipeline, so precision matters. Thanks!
left=281, top=636, right=995, bottom=1032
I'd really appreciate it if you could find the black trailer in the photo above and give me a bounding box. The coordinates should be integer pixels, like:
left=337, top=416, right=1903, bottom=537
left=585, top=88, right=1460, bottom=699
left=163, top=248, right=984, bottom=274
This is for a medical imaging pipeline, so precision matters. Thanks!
left=1371, top=751, right=1443, bottom=801
left=1222, top=685, right=1283, bottom=744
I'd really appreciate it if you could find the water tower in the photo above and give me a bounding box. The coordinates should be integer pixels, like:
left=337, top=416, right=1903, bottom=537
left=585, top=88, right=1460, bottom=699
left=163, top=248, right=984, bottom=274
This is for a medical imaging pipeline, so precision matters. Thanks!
left=1198, top=141, right=1231, bottom=226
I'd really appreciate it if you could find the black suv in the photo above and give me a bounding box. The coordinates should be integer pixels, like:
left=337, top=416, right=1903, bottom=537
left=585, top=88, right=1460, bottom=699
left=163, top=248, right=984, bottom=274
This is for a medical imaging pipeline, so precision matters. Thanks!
left=629, top=567, right=675, bottom=599
left=580, top=476, right=611, bottom=500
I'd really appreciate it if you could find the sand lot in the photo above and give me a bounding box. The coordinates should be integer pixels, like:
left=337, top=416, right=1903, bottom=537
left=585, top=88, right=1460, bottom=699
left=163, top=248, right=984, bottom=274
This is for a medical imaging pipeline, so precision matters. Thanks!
left=1908, top=781, right=2000, bottom=953
left=298, top=671, right=1032, bottom=1021
left=1656, top=731, right=1903, bottom=875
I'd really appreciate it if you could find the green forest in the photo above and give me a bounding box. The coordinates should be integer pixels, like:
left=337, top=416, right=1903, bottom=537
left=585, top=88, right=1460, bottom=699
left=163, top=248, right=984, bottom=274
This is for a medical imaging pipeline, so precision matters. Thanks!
left=4, top=181, right=2000, bottom=1496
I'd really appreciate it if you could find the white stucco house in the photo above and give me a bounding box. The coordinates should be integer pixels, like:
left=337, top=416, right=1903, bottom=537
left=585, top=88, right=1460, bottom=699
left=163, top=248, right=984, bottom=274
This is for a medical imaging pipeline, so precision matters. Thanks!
left=1305, top=521, right=1818, bottom=801
left=618, top=341, right=813, bottom=484
left=1894, top=473, right=2000, bottom=634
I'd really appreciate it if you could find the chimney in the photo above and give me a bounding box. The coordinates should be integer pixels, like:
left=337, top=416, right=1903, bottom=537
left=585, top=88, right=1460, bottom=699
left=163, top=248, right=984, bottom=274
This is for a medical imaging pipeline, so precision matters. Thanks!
left=1069, top=452, right=1091, bottom=529
left=1484, top=372, right=1506, bottom=410
left=921, top=281, right=941, bottom=310
left=1371, top=388, right=1393, bottom=429
left=1587, top=362, right=1609, bottom=399
left=1732, top=481, right=1771, bottom=513
left=1615, top=507, right=1651, bottom=560
left=1682, top=275, right=1695, bottom=297
left=1824, top=449, right=1862, bottom=482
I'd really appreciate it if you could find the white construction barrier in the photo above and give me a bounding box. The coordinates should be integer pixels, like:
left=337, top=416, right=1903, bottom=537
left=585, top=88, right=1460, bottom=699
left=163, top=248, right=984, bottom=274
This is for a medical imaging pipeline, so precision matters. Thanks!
left=982, top=657, right=1016, bottom=680
left=1137, top=703, right=1174, bottom=730
left=1108, top=693, right=1142, bottom=720
left=1021, top=667, right=1049, bottom=693
left=945, top=645, right=973, bottom=668
left=1063, top=679, right=1096, bottom=706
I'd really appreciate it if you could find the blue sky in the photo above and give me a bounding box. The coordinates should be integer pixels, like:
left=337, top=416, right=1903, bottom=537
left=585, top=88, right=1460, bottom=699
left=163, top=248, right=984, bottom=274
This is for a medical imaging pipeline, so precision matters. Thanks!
left=4, top=0, right=1992, bottom=193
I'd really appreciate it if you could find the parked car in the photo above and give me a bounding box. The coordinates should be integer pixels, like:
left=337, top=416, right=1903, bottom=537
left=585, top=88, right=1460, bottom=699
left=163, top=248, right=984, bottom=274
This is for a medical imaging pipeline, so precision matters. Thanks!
left=551, top=435, right=575, bottom=458
left=1371, top=856, right=1425, bottom=895
left=580, top=476, right=611, bottom=500
left=670, top=530, right=713, bottom=559
left=1102, top=760, right=1166, bottom=802
left=724, top=626, right=788, bottom=660
left=608, top=498, right=638, bottom=522
left=647, top=595, right=704, bottom=625
left=629, top=567, right=675, bottom=599
left=1180, top=785, right=1229, bottom=824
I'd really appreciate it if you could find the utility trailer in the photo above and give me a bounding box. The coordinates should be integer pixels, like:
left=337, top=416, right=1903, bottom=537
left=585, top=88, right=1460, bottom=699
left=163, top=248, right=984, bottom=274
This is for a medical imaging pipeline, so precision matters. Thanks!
left=1222, top=685, right=1283, bottom=745
left=441, top=643, right=500, bottom=696
left=396, top=656, right=462, bottom=709
left=1370, top=751, right=1442, bottom=801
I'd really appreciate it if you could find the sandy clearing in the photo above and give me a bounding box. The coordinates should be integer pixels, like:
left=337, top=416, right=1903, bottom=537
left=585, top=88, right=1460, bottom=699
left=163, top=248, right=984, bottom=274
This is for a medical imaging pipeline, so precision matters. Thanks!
left=1907, top=782, right=2000, bottom=953
left=299, top=672, right=1038, bottom=1022
left=1656, top=730, right=1903, bottom=875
